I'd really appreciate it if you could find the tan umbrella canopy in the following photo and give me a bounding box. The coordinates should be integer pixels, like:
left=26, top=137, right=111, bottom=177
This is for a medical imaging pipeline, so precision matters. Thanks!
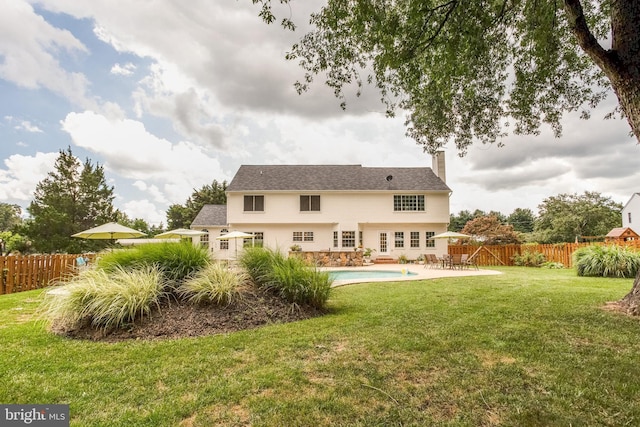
left=431, top=231, right=471, bottom=239
left=216, top=231, right=255, bottom=259
left=154, top=228, right=208, bottom=239
left=71, top=222, right=146, bottom=241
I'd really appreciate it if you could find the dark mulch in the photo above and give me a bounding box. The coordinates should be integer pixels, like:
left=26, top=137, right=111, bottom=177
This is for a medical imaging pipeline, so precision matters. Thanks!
left=56, top=287, right=327, bottom=342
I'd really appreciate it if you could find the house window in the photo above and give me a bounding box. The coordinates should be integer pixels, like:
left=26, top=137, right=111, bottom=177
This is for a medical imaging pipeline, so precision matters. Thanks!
left=199, top=229, right=209, bottom=248
left=219, top=229, right=229, bottom=250
left=244, top=195, right=264, bottom=212
left=244, top=232, right=263, bottom=247
left=629, top=212, right=632, bottom=223
left=333, top=231, right=338, bottom=248
left=293, top=231, right=314, bottom=242
left=425, top=231, right=435, bottom=248
left=410, top=232, right=420, bottom=248
left=300, top=195, right=321, bottom=211
left=393, top=195, right=425, bottom=211
left=359, top=231, right=363, bottom=246
left=395, top=232, right=404, bottom=248
left=342, top=231, right=356, bottom=247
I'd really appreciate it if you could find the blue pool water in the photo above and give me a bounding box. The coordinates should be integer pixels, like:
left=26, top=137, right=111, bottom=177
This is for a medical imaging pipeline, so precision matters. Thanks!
left=328, top=270, right=417, bottom=280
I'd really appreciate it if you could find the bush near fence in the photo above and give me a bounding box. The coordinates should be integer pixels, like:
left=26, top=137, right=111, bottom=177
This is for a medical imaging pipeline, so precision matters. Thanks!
left=0, top=254, right=96, bottom=295
left=448, top=241, right=640, bottom=268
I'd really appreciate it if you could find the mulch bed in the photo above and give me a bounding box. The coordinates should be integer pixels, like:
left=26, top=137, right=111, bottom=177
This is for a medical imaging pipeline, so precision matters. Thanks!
left=55, top=287, right=327, bottom=342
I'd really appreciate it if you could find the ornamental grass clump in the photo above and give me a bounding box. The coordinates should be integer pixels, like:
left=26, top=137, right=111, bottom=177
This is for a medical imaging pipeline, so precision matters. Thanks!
left=239, top=246, right=278, bottom=286
left=573, top=245, right=640, bottom=278
left=96, top=241, right=210, bottom=282
left=39, top=265, right=168, bottom=331
left=241, top=247, right=333, bottom=308
left=179, top=262, right=250, bottom=306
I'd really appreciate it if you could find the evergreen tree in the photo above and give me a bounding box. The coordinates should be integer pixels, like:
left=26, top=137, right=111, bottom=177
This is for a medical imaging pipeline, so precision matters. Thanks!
left=0, top=203, right=22, bottom=231
left=166, top=180, right=227, bottom=229
left=23, top=147, right=116, bottom=253
left=508, top=208, right=536, bottom=233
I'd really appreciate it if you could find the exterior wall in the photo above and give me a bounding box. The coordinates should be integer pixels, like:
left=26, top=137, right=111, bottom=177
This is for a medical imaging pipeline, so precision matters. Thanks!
left=225, top=190, right=451, bottom=260
left=622, top=194, right=640, bottom=235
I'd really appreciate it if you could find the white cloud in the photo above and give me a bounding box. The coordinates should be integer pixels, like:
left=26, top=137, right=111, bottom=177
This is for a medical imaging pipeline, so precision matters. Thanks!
left=110, top=62, right=136, bottom=76
left=121, top=198, right=165, bottom=226
left=60, top=110, right=228, bottom=203
left=0, top=1, right=95, bottom=108
left=0, top=151, right=58, bottom=202
left=16, top=120, right=43, bottom=133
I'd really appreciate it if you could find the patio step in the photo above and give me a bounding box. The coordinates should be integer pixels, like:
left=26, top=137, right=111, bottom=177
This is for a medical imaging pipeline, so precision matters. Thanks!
left=373, top=257, right=396, bottom=264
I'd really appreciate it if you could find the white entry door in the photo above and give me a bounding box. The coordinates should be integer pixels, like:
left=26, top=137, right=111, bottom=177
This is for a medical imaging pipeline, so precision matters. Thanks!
left=379, top=232, right=390, bottom=255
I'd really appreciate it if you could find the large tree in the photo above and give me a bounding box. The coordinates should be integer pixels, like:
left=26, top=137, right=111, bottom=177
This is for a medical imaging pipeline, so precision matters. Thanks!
left=254, top=0, right=640, bottom=312
left=256, top=0, right=637, bottom=152
left=534, top=191, right=622, bottom=243
left=23, top=147, right=117, bottom=253
left=166, top=180, right=227, bottom=229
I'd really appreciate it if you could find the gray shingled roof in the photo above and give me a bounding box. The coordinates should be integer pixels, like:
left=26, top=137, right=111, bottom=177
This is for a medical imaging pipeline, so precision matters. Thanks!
left=226, top=165, right=450, bottom=192
left=191, top=204, right=227, bottom=227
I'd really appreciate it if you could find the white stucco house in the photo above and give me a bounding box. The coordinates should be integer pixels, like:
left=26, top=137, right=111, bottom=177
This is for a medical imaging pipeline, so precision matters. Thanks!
left=622, top=193, right=640, bottom=235
left=191, top=153, right=451, bottom=262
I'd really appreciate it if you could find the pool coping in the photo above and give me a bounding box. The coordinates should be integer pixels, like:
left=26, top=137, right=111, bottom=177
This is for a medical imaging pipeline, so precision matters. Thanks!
left=321, top=263, right=502, bottom=287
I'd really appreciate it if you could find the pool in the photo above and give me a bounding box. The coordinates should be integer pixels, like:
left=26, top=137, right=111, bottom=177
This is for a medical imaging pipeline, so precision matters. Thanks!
left=328, top=269, right=418, bottom=281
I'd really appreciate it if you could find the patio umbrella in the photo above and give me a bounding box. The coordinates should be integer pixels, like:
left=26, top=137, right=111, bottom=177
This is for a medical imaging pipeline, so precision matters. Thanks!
left=153, top=228, right=208, bottom=239
left=431, top=231, right=471, bottom=239
left=216, top=231, right=255, bottom=259
left=71, top=222, right=146, bottom=242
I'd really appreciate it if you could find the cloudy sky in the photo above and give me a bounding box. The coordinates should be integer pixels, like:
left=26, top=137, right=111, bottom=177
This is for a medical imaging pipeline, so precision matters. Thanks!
left=1, top=1, right=638, bottom=227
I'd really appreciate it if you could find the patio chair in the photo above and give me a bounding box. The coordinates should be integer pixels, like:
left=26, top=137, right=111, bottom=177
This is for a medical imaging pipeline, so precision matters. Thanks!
left=450, top=254, right=463, bottom=269
left=464, top=254, right=479, bottom=270
left=424, top=254, right=439, bottom=269
left=460, top=254, right=469, bottom=269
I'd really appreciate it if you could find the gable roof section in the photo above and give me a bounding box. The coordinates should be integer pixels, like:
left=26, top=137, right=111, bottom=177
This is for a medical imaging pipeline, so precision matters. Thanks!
left=606, top=227, right=640, bottom=238
left=623, top=192, right=640, bottom=211
left=191, top=204, right=227, bottom=227
left=226, top=165, right=450, bottom=192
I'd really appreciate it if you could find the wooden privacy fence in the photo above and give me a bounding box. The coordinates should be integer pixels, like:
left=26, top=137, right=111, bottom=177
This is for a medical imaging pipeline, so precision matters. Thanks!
left=0, top=254, right=95, bottom=295
left=448, top=241, right=640, bottom=267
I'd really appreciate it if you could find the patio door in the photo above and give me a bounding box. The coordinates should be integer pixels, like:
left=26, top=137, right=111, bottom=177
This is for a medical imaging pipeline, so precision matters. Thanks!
left=378, top=231, right=390, bottom=255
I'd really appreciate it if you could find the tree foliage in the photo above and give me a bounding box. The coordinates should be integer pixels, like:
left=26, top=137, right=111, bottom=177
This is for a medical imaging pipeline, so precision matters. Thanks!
left=462, top=215, right=522, bottom=245
left=22, top=147, right=117, bottom=253
left=0, top=203, right=22, bottom=231
left=166, top=180, right=227, bottom=229
left=254, top=0, right=640, bottom=151
left=534, top=191, right=622, bottom=243
left=507, top=208, right=536, bottom=233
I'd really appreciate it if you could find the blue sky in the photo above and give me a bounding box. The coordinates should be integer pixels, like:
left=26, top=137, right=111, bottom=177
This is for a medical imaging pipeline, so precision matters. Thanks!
left=1, top=1, right=638, bottom=227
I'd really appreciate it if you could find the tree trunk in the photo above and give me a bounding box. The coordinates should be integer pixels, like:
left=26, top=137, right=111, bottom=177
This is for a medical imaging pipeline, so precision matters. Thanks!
left=564, top=0, right=640, bottom=141
left=564, top=1, right=640, bottom=314
left=620, top=269, right=640, bottom=316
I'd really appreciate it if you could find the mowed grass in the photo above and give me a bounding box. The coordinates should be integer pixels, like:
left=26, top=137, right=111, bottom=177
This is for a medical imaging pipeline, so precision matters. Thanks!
left=1, top=267, right=639, bottom=426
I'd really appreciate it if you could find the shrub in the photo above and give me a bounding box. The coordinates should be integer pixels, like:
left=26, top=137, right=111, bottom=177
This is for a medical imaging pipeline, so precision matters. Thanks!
left=541, top=261, right=565, bottom=269
left=39, top=265, right=168, bottom=331
left=96, top=242, right=210, bottom=282
left=573, top=245, right=640, bottom=278
left=179, top=263, right=249, bottom=306
left=512, top=250, right=546, bottom=267
left=240, top=247, right=333, bottom=308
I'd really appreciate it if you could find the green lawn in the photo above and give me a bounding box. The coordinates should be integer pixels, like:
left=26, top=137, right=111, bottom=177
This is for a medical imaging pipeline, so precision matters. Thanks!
left=1, top=267, right=639, bottom=426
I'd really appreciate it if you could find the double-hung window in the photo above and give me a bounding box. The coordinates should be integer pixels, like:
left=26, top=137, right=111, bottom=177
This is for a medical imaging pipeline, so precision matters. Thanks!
left=395, top=232, right=404, bottom=248
left=410, top=232, right=420, bottom=248
left=244, top=195, right=264, bottom=212
left=300, top=195, right=320, bottom=211
left=425, top=231, right=435, bottom=248
left=342, top=231, right=356, bottom=247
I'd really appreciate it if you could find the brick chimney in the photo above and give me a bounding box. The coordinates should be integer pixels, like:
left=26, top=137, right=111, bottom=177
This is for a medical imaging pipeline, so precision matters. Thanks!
left=431, top=151, right=446, bottom=183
